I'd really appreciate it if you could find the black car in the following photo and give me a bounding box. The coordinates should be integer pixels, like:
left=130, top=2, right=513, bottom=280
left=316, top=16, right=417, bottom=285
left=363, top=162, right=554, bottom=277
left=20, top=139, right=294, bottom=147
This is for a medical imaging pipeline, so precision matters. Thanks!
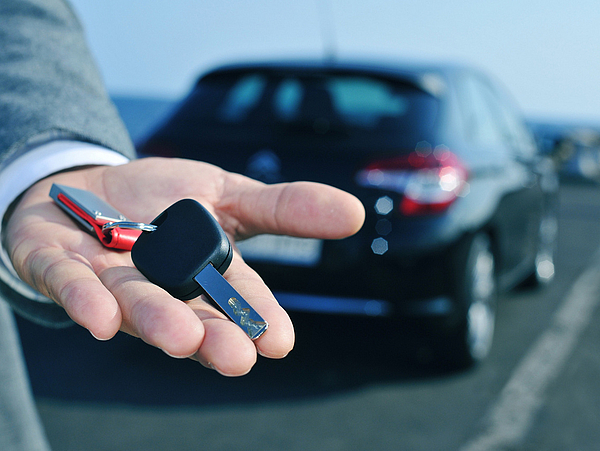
left=138, top=59, right=558, bottom=366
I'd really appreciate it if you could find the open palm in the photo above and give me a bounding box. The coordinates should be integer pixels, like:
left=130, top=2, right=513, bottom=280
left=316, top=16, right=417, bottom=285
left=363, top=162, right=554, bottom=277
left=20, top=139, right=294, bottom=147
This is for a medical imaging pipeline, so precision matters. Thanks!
left=5, top=157, right=364, bottom=376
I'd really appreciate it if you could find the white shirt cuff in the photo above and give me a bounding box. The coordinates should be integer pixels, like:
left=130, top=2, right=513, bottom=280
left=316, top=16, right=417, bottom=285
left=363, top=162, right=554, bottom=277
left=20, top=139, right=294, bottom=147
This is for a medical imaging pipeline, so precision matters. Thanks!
left=0, top=140, right=130, bottom=302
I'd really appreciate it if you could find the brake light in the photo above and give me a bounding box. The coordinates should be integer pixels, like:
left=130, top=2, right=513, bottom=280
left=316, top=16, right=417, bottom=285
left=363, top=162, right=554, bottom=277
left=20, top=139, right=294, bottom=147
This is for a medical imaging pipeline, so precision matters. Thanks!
left=356, top=145, right=469, bottom=216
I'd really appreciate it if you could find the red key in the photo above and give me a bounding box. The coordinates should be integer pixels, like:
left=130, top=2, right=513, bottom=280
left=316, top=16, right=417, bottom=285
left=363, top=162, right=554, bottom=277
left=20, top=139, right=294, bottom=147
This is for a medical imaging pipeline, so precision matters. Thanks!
left=50, top=184, right=145, bottom=251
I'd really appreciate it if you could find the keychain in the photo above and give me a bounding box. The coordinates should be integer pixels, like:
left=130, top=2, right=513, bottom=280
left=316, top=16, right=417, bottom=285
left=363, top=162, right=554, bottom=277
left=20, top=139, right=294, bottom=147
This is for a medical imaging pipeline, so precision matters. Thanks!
left=50, top=184, right=268, bottom=339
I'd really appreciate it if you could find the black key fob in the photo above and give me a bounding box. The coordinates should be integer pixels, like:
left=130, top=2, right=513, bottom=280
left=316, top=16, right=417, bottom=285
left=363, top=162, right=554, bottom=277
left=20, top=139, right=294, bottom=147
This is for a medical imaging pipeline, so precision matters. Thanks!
left=131, top=199, right=233, bottom=301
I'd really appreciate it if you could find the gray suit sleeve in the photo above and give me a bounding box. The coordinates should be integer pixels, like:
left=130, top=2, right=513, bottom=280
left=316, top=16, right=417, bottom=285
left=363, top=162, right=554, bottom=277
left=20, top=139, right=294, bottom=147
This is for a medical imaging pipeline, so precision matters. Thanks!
left=0, top=0, right=137, bottom=326
left=0, top=0, right=136, bottom=162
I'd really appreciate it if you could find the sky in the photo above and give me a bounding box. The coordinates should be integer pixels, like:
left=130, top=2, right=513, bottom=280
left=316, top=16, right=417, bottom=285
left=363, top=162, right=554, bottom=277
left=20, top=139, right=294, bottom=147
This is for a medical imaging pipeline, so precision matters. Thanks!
left=69, top=0, right=600, bottom=123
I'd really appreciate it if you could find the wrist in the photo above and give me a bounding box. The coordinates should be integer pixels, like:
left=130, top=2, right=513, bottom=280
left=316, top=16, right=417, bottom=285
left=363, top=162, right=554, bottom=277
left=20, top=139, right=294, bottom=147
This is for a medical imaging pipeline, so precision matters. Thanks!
left=0, top=140, right=130, bottom=302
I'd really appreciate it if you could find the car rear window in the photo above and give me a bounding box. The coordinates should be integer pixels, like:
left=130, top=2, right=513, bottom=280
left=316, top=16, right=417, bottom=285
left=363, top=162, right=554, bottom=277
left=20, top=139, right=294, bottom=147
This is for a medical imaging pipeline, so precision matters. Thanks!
left=179, top=70, right=439, bottom=147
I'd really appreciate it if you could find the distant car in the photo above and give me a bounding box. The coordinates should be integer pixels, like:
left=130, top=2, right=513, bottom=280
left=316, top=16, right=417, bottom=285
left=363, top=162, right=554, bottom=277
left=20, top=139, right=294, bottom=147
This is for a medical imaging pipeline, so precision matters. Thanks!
left=528, top=121, right=600, bottom=183
left=138, top=59, right=558, bottom=367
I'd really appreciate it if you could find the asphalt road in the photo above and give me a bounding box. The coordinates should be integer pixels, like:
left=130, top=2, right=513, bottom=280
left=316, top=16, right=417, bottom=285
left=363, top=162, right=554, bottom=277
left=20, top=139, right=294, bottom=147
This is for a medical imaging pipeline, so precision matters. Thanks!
left=16, top=181, right=600, bottom=451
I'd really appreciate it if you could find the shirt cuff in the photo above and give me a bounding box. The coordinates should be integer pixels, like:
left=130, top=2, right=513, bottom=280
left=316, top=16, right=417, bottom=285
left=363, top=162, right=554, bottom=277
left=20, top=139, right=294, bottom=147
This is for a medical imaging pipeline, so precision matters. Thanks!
left=0, top=140, right=130, bottom=304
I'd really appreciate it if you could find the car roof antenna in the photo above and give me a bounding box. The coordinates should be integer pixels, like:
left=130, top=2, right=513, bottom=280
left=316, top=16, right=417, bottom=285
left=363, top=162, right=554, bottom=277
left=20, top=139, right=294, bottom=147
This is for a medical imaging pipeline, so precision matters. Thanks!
left=317, top=0, right=337, bottom=62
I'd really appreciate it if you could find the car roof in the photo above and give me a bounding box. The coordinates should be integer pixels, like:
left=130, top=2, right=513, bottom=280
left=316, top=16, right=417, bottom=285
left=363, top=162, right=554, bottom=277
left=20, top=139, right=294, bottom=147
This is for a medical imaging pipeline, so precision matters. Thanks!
left=197, top=58, right=474, bottom=96
left=201, top=57, right=468, bottom=77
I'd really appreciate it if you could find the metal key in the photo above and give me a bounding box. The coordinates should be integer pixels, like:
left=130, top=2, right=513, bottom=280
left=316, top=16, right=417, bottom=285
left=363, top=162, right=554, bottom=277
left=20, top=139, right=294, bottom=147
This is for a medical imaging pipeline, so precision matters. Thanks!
left=50, top=184, right=151, bottom=250
left=50, top=185, right=267, bottom=339
left=131, top=199, right=268, bottom=340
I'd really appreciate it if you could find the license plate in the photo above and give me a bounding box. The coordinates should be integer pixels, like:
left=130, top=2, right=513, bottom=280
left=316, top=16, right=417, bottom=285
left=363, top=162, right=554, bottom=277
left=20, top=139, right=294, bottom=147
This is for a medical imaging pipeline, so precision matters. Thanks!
left=236, top=234, right=323, bottom=266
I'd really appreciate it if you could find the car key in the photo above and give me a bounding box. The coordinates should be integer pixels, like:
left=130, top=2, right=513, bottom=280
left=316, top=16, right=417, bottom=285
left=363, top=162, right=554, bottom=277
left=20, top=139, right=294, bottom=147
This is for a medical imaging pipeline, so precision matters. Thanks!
left=50, top=185, right=267, bottom=339
left=131, top=199, right=268, bottom=340
left=50, top=184, right=154, bottom=250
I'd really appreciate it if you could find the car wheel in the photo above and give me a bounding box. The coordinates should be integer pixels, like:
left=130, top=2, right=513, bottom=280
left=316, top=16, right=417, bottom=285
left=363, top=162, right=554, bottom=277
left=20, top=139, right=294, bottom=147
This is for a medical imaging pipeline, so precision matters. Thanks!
left=522, top=211, right=558, bottom=287
left=441, top=233, right=497, bottom=368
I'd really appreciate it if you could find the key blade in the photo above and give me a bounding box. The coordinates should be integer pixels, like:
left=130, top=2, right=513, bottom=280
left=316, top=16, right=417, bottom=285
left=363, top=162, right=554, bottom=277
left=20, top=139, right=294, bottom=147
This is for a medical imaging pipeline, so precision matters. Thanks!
left=194, top=264, right=268, bottom=340
left=50, top=184, right=128, bottom=231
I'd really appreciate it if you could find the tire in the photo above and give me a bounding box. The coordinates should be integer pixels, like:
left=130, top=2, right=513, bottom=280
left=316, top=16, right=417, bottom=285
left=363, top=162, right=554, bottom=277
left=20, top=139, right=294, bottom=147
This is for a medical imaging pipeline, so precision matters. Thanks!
left=440, top=233, right=498, bottom=368
left=522, top=210, right=558, bottom=288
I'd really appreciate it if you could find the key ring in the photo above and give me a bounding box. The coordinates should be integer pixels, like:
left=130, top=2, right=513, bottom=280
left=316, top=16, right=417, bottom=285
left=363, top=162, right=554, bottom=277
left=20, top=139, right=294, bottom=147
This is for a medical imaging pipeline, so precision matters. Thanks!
left=102, top=221, right=157, bottom=234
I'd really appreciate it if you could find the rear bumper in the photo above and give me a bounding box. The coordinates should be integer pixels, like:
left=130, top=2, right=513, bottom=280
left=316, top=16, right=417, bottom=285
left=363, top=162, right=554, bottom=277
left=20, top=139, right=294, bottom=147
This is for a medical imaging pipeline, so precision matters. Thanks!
left=274, top=291, right=455, bottom=318
left=252, top=244, right=454, bottom=311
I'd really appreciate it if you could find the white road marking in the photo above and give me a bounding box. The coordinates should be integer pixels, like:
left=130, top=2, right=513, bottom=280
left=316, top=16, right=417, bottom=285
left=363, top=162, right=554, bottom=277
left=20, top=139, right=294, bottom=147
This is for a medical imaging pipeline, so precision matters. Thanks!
left=461, top=249, right=600, bottom=451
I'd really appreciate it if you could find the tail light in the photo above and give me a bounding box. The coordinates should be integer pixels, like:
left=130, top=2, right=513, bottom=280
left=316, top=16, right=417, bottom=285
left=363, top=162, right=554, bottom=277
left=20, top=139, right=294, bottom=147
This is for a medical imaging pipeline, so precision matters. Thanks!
left=356, top=145, right=469, bottom=216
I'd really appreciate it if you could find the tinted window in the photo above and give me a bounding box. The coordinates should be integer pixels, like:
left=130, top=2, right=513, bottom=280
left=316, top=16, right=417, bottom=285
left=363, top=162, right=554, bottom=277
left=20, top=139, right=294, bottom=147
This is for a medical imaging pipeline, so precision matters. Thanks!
left=486, top=85, right=537, bottom=157
left=219, top=74, right=266, bottom=122
left=184, top=70, right=439, bottom=148
left=326, top=77, right=410, bottom=127
left=459, top=74, right=507, bottom=149
left=458, top=73, right=536, bottom=156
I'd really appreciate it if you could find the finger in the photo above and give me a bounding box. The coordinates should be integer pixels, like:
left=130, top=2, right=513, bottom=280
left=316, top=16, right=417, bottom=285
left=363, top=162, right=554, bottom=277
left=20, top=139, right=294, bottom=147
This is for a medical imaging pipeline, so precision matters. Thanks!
left=216, top=175, right=365, bottom=240
left=223, top=254, right=295, bottom=359
left=190, top=313, right=258, bottom=376
left=98, top=266, right=206, bottom=358
left=11, top=245, right=122, bottom=340
left=184, top=254, right=293, bottom=376
left=6, top=194, right=125, bottom=339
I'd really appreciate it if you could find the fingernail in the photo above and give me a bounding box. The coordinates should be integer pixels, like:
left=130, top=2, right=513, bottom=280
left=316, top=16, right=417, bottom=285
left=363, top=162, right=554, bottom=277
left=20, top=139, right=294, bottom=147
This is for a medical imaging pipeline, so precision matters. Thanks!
left=257, top=348, right=291, bottom=359
left=89, top=330, right=110, bottom=341
left=160, top=348, right=194, bottom=359
left=199, top=360, right=215, bottom=370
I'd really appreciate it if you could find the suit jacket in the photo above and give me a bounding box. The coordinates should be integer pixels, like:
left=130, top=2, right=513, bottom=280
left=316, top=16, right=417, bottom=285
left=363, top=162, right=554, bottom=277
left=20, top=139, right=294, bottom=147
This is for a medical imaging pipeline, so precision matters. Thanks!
left=0, top=0, right=136, bottom=325
left=0, top=1, right=136, bottom=449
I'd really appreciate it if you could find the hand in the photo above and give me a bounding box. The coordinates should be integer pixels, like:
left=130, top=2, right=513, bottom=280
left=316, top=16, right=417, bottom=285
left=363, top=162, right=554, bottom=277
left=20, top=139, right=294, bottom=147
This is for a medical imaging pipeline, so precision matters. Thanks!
left=6, top=157, right=365, bottom=376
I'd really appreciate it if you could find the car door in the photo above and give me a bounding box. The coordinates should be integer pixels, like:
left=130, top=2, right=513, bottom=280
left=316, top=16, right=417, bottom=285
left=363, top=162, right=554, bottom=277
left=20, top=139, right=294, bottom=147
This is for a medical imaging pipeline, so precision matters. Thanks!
left=457, top=71, right=543, bottom=284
